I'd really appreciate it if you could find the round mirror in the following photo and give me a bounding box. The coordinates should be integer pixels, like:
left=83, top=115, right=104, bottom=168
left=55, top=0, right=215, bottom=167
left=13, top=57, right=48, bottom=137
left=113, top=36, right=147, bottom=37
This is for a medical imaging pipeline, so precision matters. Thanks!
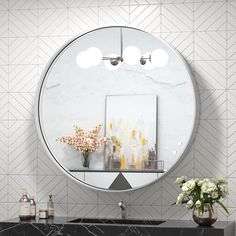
left=35, top=26, right=199, bottom=191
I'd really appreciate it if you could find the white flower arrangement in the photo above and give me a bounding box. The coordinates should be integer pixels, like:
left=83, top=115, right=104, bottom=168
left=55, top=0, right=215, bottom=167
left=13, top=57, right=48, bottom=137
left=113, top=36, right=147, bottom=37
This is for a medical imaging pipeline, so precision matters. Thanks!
left=175, top=176, right=229, bottom=214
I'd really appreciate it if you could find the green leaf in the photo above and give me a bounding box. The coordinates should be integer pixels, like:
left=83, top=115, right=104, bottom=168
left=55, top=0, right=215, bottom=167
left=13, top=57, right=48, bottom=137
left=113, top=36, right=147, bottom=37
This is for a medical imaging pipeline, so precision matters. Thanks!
left=217, top=201, right=229, bottom=214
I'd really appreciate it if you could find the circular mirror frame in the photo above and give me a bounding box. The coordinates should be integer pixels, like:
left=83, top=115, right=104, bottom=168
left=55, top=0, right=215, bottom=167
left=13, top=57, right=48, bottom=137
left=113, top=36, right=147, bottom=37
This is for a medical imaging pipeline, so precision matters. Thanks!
left=35, top=26, right=200, bottom=192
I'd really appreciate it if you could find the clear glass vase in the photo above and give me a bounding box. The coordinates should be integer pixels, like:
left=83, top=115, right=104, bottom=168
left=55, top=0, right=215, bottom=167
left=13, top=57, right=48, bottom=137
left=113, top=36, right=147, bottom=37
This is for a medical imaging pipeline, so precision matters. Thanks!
left=81, top=152, right=90, bottom=168
left=192, top=203, right=218, bottom=226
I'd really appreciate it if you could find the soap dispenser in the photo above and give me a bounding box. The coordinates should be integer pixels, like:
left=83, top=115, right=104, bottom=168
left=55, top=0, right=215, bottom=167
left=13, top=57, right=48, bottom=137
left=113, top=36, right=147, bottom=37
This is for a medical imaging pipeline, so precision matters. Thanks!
left=47, top=194, right=54, bottom=218
left=19, top=189, right=31, bottom=220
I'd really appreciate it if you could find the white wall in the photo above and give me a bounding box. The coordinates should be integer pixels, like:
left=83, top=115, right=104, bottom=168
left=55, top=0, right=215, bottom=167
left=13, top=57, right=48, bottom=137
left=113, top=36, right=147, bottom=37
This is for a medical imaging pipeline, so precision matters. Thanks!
left=0, top=0, right=235, bottom=228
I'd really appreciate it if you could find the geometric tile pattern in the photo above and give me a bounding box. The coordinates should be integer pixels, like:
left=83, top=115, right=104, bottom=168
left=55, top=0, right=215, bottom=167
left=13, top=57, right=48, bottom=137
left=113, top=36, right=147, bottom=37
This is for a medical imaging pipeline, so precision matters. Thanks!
left=1, top=0, right=236, bottom=227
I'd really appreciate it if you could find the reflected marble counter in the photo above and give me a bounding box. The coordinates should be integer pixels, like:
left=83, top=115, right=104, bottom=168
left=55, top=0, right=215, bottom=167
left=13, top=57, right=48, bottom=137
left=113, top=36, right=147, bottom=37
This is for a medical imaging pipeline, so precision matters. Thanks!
left=0, top=217, right=234, bottom=236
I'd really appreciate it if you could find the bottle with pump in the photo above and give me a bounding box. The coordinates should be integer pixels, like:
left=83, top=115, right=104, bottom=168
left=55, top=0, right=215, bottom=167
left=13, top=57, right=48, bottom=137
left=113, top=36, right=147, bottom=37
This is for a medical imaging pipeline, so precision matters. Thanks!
left=19, top=189, right=31, bottom=220
left=29, top=196, right=36, bottom=219
left=47, top=194, right=54, bottom=218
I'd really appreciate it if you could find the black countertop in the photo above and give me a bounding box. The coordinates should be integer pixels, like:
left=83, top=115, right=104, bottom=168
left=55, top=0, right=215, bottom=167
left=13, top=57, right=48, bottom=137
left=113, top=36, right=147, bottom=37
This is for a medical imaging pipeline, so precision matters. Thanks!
left=0, top=217, right=234, bottom=236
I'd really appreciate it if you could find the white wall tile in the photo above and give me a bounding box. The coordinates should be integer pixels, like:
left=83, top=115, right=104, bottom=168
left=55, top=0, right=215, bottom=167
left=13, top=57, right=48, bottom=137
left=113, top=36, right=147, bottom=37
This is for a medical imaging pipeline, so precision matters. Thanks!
left=9, top=10, right=37, bottom=37
left=9, top=121, right=37, bottom=175
left=162, top=3, right=193, bottom=32
left=0, top=0, right=235, bottom=223
left=194, top=60, right=226, bottom=89
left=129, top=5, right=161, bottom=32
left=38, top=9, right=68, bottom=36
left=0, top=65, right=8, bottom=92
left=194, top=2, right=226, bottom=31
left=0, top=11, right=8, bottom=37
left=38, top=176, right=68, bottom=204
left=0, top=121, right=8, bottom=174
left=228, top=1, right=236, bottom=31
left=68, top=7, right=98, bottom=36
left=9, top=37, right=37, bottom=65
left=194, top=31, right=226, bottom=60
left=0, top=38, right=8, bottom=65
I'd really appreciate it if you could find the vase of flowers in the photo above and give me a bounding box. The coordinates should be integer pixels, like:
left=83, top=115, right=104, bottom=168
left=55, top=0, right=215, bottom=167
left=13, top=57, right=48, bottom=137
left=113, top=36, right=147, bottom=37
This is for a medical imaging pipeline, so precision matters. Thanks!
left=175, top=176, right=229, bottom=226
left=57, top=124, right=110, bottom=168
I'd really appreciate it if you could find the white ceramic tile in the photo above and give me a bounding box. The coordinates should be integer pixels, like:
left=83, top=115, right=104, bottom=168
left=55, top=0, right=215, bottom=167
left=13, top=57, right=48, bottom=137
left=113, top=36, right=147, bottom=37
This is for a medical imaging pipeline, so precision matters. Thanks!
left=0, top=11, right=8, bottom=37
left=194, top=31, right=226, bottom=60
left=228, top=90, right=236, bottom=119
left=166, top=145, right=194, bottom=177
left=9, top=0, right=37, bottom=9
left=38, top=9, right=68, bottom=36
left=68, top=204, right=97, bottom=217
left=130, top=205, right=161, bottom=219
left=162, top=205, right=192, bottom=220
left=38, top=176, right=68, bottom=203
left=199, top=89, right=226, bottom=119
left=161, top=32, right=193, bottom=61
left=9, top=93, right=35, bottom=120
left=98, top=190, right=129, bottom=205
left=129, top=4, right=161, bottom=32
left=0, top=175, right=8, bottom=202
left=162, top=3, right=193, bottom=32
left=0, top=121, right=8, bottom=174
left=68, top=7, right=98, bottom=36
left=100, top=0, right=129, bottom=6
left=38, top=202, right=68, bottom=217
left=228, top=1, right=236, bottom=31
left=0, top=203, right=8, bottom=220
left=0, top=0, right=8, bottom=10
left=9, top=65, right=38, bottom=92
left=0, top=38, right=8, bottom=65
left=162, top=177, right=183, bottom=206
left=130, top=181, right=161, bottom=206
left=9, top=10, right=37, bottom=37
left=68, top=178, right=98, bottom=204
left=194, top=2, right=226, bottom=31
left=38, top=140, right=64, bottom=176
left=8, top=175, right=37, bottom=202
left=9, top=121, right=37, bottom=175
left=99, top=6, right=129, bottom=27
left=0, top=93, right=8, bottom=120
left=194, top=60, right=226, bottom=89
left=9, top=37, right=37, bottom=65
left=0, top=65, right=8, bottom=92
left=38, top=0, right=68, bottom=9
left=69, top=0, right=98, bottom=7
left=228, top=31, right=236, bottom=60
left=228, top=120, right=236, bottom=178
left=38, top=36, right=68, bottom=64
left=195, top=120, right=227, bottom=177
left=228, top=61, right=236, bottom=89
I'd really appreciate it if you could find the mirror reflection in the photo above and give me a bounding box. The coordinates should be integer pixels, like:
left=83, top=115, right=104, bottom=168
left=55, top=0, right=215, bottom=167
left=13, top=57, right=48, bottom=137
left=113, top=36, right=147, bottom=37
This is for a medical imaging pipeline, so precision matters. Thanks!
left=36, top=26, right=198, bottom=191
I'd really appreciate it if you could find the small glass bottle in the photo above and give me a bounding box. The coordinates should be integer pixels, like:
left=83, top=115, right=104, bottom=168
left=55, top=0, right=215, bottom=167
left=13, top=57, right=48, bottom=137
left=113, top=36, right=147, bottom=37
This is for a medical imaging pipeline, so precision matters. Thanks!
left=47, top=194, right=54, bottom=218
left=19, top=189, right=31, bottom=220
left=29, top=196, right=36, bottom=219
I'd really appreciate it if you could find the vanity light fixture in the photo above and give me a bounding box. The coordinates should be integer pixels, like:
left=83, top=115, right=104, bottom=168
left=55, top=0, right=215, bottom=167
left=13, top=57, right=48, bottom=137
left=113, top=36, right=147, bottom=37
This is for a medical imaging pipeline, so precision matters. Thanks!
left=76, top=28, right=169, bottom=70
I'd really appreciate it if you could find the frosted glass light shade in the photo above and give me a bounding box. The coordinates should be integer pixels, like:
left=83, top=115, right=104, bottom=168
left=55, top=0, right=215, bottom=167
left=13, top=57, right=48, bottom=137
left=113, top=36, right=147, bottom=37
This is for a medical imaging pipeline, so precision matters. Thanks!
left=123, top=46, right=141, bottom=65
left=76, top=51, right=91, bottom=69
left=86, top=47, right=103, bottom=66
left=151, top=49, right=169, bottom=67
left=104, top=54, right=121, bottom=71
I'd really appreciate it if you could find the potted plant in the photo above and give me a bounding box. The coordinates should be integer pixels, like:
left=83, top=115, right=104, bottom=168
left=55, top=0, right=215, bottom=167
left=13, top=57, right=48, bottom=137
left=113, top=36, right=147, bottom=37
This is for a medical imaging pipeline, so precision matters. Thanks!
left=175, top=176, right=229, bottom=226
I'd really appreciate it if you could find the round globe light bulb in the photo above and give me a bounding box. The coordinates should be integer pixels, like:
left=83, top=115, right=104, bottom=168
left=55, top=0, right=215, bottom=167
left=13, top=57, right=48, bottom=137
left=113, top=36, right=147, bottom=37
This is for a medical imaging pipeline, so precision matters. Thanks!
left=123, top=46, right=141, bottom=65
left=141, top=52, right=155, bottom=70
left=86, top=47, right=103, bottom=66
left=151, top=49, right=169, bottom=67
left=76, top=51, right=91, bottom=69
left=104, top=54, right=121, bottom=71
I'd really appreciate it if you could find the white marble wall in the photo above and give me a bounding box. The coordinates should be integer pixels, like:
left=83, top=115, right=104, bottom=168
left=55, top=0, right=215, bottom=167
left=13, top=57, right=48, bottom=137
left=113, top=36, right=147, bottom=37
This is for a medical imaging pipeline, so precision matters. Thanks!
left=0, top=0, right=236, bottom=232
